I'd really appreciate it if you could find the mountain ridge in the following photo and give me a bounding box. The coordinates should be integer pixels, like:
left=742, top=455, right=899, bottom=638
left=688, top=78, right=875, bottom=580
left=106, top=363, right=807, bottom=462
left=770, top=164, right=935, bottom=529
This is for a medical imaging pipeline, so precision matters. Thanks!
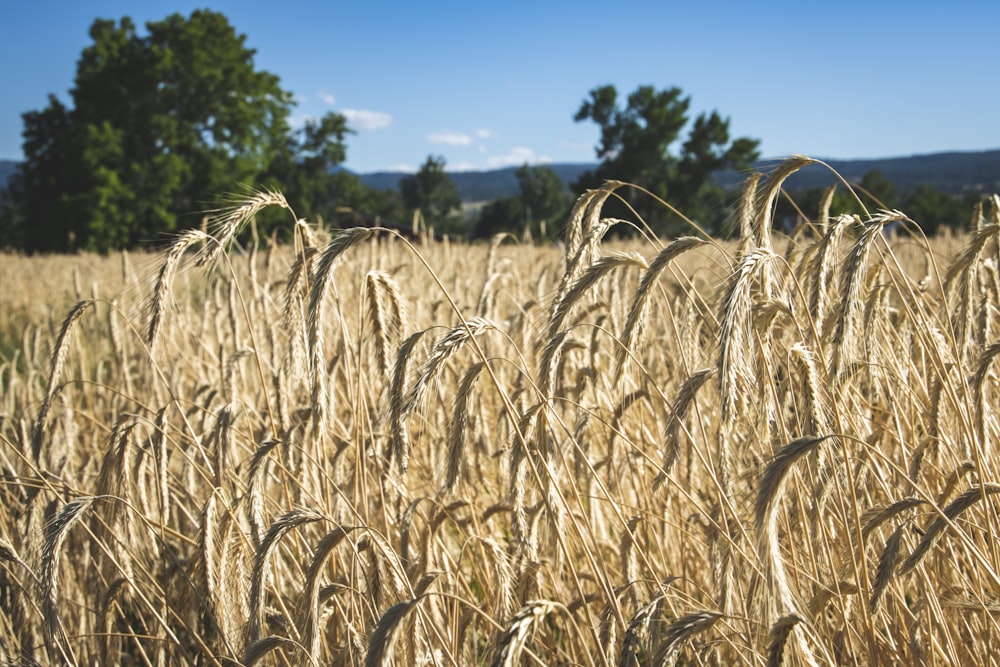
left=2, top=148, right=998, bottom=203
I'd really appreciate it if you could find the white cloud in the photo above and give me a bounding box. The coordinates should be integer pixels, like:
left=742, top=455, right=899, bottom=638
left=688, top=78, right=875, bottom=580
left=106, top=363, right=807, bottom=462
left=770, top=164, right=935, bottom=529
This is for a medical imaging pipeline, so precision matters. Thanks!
left=319, top=92, right=337, bottom=106
left=428, top=131, right=473, bottom=147
left=342, top=108, right=393, bottom=131
left=486, top=147, right=552, bottom=168
left=474, top=128, right=494, bottom=139
left=386, top=163, right=417, bottom=173
left=449, top=161, right=477, bottom=172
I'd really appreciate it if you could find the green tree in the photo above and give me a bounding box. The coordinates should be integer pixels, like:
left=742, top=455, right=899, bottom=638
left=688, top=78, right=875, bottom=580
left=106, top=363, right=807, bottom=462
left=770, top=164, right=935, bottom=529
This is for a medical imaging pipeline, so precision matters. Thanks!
left=16, top=10, right=350, bottom=252
left=515, top=164, right=569, bottom=232
left=263, top=113, right=354, bottom=230
left=858, top=169, right=898, bottom=210
left=573, top=84, right=759, bottom=236
left=0, top=171, right=25, bottom=249
left=400, top=155, right=462, bottom=233
left=902, top=185, right=978, bottom=235
left=473, top=164, right=569, bottom=239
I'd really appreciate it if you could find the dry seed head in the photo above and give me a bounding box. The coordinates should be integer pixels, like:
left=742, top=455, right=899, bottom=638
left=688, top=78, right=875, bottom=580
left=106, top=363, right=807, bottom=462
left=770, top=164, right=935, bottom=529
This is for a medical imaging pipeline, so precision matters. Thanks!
left=719, top=246, right=777, bottom=423
left=247, top=508, right=326, bottom=645
left=808, top=213, right=853, bottom=324
left=756, top=436, right=835, bottom=531
left=870, top=522, right=909, bottom=614
left=755, top=156, right=818, bottom=251
left=366, top=598, right=420, bottom=667
left=405, top=317, right=496, bottom=417
left=42, top=496, right=96, bottom=652
left=199, top=188, right=292, bottom=267
left=32, top=299, right=95, bottom=463
left=860, top=497, right=927, bottom=543
left=650, top=609, right=723, bottom=667
left=654, top=367, right=716, bottom=490
left=616, top=236, right=708, bottom=380
left=492, top=600, right=560, bottom=667
left=444, top=361, right=488, bottom=494
left=243, top=635, right=309, bottom=667
left=767, top=614, right=803, bottom=667
left=548, top=251, right=648, bottom=341
left=900, top=483, right=1000, bottom=575
left=301, top=525, right=359, bottom=662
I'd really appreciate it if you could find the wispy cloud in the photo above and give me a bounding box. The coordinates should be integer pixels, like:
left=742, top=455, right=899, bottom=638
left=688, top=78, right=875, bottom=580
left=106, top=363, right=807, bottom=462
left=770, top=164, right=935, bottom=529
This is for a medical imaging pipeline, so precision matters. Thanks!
left=474, top=128, right=494, bottom=140
left=342, top=108, right=393, bottom=131
left=319, top=91, right=337, bottom=106
left=428, top=131, right=473, bottom=147
left=486, top=147, right=552, bottom=168
left=386, top=163, right=417, bottom=173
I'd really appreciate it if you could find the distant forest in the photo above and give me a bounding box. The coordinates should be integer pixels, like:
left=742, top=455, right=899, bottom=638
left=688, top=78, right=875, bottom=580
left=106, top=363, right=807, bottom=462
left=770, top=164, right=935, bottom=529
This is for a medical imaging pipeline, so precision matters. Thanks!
left=357, top=149, right=1000, bottom=202
left=6, top=149, right=993, bottom=206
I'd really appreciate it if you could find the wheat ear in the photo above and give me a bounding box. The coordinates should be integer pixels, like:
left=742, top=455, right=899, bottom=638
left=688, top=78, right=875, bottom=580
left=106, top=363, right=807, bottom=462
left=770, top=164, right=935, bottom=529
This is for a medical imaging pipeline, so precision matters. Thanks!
left=396, top=317, right=496, bottom=473
left=32, top=299, right=94, bottom=464
left=243, top=635, right=312, bottom=667
left=148, top=229, right=209, bottom=353
left=42, top=496, right=96, bottom=664
left=300, top=525, right=358, bottom=663
left=719, top=248, right=776, bottom=423
left=652, top=610, right=725, bottom=667
left=365, top=270, right=407, bottom=376
left=492, top=600, right=560, bottom=667
left=870, top=522, right=909, bottom=614
left=444, top=361, right=488, bottom=494
left=654, top=367, right=716, bottom=490
left=365, top=573, right=439, bottom=667
left=548, top=251, right=648, bottom=340
left=900, top=483, right=1000, bottom=575
left=307, top=227, right=376, bottom=437
left=198, top=188, right=292, bottom=267
left=247, top=508, right=325, bottom=645
left=766, top=613, right=803, bottom=667
left=616, top=236, right=708, bottom=380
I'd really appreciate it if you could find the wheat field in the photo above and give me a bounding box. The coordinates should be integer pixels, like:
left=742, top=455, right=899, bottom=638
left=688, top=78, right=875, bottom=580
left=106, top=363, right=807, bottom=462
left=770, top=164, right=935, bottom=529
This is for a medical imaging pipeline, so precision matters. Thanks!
left=1, top=158, right=999, bottom=666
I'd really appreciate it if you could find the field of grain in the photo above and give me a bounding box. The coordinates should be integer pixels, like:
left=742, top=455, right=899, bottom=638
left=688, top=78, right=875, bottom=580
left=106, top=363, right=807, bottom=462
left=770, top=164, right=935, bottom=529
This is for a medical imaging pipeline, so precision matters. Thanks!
left=1, top=158, right=999, bottom=666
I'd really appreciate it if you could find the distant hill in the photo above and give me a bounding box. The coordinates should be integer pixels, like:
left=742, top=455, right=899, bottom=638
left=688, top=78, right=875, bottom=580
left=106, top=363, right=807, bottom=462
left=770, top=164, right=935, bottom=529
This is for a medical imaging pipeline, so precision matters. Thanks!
left=718, top=150, right=1000, bottom=197
left=3, top=150, right=998, bottom=203
left=360, top=150, right=1000, bottom=202
left=360, top=163, right=595, bottom=202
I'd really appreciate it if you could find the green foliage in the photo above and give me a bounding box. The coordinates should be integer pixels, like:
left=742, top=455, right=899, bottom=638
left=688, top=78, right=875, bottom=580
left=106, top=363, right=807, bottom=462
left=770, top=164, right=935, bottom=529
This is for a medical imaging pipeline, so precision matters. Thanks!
left=13, top=10, right=353, bottom=252
left=573, top=84, right=760, bottom=236
left=0, top=171, right=26, bottom=249
left=776, top=169, right=984, bottom=235
left=859, top=169, right=898, bottom=209
left=474, top=196, right=525, bottom=239
left=400, top=155, right=463, bottom=234
left=473, top=164, right=569, bottom=239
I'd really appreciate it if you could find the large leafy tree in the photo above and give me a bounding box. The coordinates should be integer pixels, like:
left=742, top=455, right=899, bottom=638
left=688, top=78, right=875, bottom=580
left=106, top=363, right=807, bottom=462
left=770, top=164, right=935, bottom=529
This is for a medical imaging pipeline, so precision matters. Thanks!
left=573, top=84, right=759, bottom=236
left=400, top=155, right=462, bottom=233
left=16, top=10, right=347, bottom=252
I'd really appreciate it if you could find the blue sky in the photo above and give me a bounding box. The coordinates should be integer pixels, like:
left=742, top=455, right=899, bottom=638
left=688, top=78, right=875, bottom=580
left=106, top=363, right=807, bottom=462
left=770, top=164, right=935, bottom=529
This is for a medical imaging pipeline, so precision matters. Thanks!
left=1, top=1, right=998, bottom=173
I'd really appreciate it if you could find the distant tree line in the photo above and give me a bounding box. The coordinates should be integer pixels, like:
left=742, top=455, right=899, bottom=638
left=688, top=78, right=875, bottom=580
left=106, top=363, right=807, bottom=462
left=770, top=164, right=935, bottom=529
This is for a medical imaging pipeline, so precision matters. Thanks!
left=0, top=9, right=988, bottom=252
left=773, top=169, right=987, bottom=235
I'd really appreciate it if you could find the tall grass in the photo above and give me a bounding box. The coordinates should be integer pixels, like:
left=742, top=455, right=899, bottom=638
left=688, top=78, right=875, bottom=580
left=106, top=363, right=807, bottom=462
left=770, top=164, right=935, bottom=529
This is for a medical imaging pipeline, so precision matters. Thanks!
left=0, top=170, right=998, bottom=665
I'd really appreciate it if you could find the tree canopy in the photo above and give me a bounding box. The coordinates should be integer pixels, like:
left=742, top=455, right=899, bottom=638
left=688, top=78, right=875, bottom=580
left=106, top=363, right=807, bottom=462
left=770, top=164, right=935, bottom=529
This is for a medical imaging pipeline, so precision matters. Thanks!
left=400, top=155, right=462, bottom=234
left=574, top=84, right=760, bottom=236
left=11, top=10, right=351, bottom=252
left=473, top=164, right=569, bottom=239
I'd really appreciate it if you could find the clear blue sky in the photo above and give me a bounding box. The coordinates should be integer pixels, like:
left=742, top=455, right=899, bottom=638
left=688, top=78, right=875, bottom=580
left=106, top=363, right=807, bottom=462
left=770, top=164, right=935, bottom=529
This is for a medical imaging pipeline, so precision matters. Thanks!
left=2, top=1, right=998, bottom=173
